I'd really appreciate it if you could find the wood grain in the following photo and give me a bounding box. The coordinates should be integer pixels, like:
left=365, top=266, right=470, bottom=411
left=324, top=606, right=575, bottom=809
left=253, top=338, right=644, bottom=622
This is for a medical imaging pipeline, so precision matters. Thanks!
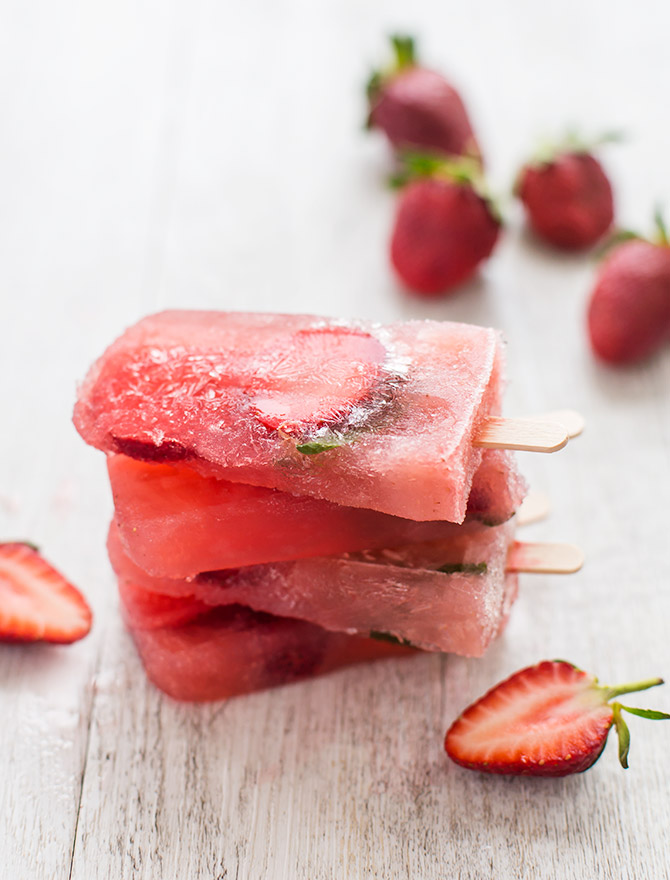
left=2, top=1, right=670, bottom=879
left=474, top=417, right=569, bottom=452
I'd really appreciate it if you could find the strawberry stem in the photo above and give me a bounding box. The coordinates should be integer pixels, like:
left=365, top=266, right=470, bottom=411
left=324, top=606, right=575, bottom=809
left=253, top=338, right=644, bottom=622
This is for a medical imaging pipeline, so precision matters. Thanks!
left=602, top=676, right=664, bottom=701
left=390, top=34, right=416, bottom=70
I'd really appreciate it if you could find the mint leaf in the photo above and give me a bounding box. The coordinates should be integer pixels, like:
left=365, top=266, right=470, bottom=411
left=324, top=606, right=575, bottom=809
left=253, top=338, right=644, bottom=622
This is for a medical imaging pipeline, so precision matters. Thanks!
left=437, top=562, right=488, bottom=575
left=369, top=630, right=415, bottom=648
left=295, top=440, right=343, bottom=456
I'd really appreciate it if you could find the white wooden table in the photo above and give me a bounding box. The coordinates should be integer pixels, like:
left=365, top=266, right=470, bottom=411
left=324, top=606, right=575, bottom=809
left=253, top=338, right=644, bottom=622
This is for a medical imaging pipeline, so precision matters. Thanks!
left=2, top=2, right=669, bottom=877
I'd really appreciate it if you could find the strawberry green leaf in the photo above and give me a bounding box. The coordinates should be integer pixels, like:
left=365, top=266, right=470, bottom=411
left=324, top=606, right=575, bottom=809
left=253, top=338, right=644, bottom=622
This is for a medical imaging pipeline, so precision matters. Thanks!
left=619, top=705, right=670, bottom=721
left=528, top=129, right=624, bottom=168
left=612, top=703, right=631, bottom=769
left=653, top=205, right=669, bottom=247
left=595, top=228, right=641, bottom=258
left=366, top=69, right=384, bottom=106
left=391, top=152, right=501, bottom=220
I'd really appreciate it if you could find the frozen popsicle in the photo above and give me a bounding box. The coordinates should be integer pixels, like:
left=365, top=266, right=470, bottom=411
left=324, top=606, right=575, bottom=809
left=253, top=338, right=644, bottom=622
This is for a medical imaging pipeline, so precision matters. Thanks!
left=108, top=519, right=518, bottom=655
left=74, top=311, right=509, bottom=522
left=107, top=448, right=527, bottom=578
left=117, top=579, right=415, bottom=702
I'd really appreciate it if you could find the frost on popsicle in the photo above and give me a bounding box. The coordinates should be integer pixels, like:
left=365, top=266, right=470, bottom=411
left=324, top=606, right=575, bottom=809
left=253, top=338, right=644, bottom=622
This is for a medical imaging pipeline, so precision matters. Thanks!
left=74, top=311, right=505, bottom=522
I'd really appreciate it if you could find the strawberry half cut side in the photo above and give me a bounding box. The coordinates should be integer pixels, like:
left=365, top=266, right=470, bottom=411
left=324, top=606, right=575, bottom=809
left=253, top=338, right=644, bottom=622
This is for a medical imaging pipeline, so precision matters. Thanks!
left=250, top=326, right=388, bottom=433
left=0, top=543, right=92, bottom=644
left=444, top=660, right=669, bottom=776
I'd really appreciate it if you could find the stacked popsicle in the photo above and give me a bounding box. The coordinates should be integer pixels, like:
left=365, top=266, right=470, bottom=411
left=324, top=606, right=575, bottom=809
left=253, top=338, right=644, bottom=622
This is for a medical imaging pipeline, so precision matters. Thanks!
left=74, top=311, right=578, bottom=701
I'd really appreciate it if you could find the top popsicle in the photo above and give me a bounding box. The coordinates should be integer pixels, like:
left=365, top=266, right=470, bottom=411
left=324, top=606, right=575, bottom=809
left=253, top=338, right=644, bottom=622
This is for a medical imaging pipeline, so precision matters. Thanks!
left=75, top=311, right=509, bottom=522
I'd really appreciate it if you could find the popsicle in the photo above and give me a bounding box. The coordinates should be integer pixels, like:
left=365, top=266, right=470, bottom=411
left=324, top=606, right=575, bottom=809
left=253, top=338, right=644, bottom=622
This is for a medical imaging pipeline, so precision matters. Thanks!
left=108, top=520, right=518, bottom=655
left=74, top=311, right=508, bottom=522
left=107, top=449, right=527, bottom=578
left=117, top=580, right=415, bottom=702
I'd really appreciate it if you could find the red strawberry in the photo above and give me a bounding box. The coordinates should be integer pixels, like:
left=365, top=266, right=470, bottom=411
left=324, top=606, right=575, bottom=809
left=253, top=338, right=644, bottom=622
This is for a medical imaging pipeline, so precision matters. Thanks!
left=587, top=218, right=670, bottom=364
left=445, top=660, right=669, bottom=776
left=390, top=155, right=500, bottom=296
left=249, top=326, right=387, bottom=433
left=367, top=35, right=480, bottom=162
left=517, top=136, right=615, bottom=250
left=0, top=542, right=92, bottom=643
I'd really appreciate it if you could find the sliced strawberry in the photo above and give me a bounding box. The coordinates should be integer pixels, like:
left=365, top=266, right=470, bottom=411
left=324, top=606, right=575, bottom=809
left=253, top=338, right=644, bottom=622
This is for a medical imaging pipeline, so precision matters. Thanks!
left=445, top=660, right=669, bottom=776
left=0, top=543, right=92, bottom=644
left=96, top=325, right=387, bottom=449
left=249, top=327, right=387, bottom=431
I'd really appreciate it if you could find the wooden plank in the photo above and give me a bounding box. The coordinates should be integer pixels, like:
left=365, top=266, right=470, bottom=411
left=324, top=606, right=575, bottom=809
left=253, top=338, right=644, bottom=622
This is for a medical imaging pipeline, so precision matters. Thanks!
left=0, top=1, right=180, bottom=877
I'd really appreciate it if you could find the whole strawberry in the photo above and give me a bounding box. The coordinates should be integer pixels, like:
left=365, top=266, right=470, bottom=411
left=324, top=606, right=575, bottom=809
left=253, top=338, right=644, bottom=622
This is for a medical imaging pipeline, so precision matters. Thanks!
left=445, top=660, right=669, bottom=777
left=390, top=155, right=500, bottom=296
left=587, top=212, right=670, bottom=364
left=517, top=134, right=615, bottom=250
left=367, top=35, right=480, bottom=162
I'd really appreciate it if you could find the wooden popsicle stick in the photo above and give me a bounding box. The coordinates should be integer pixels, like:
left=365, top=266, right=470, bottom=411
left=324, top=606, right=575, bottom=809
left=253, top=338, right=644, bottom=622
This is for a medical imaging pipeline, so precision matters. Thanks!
left=473, top=417, right=569, bottom=453
left=515, top=491, right=551, bottom=527
left=506, top=541, right=584, bottom=574
left=526, top=409, right=585, bottom=439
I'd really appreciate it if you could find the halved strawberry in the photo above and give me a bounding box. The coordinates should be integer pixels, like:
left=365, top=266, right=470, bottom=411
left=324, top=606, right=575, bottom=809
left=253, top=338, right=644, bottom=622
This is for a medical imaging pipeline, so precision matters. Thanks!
left=0, top=542, right=92, bottom=643
left=445, top=660, right=669, bottom=776
left=250, top=327, right=387, bottom=432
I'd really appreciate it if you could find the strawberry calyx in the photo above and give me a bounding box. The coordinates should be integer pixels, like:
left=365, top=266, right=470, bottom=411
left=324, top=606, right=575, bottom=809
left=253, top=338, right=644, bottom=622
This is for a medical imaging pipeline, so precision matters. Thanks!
left=366, top=33, right=418, bottom=116
left=653, top=206, right=669, bottom=247
left=597, top=206, right=670, bottom=257
left=525, top=129, right=623, bottom=170
left=590, top=673, right=669, bottom=769
left=564, top=664, right=668, bottom=769
left=391, top=152, right=501, bottom=222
